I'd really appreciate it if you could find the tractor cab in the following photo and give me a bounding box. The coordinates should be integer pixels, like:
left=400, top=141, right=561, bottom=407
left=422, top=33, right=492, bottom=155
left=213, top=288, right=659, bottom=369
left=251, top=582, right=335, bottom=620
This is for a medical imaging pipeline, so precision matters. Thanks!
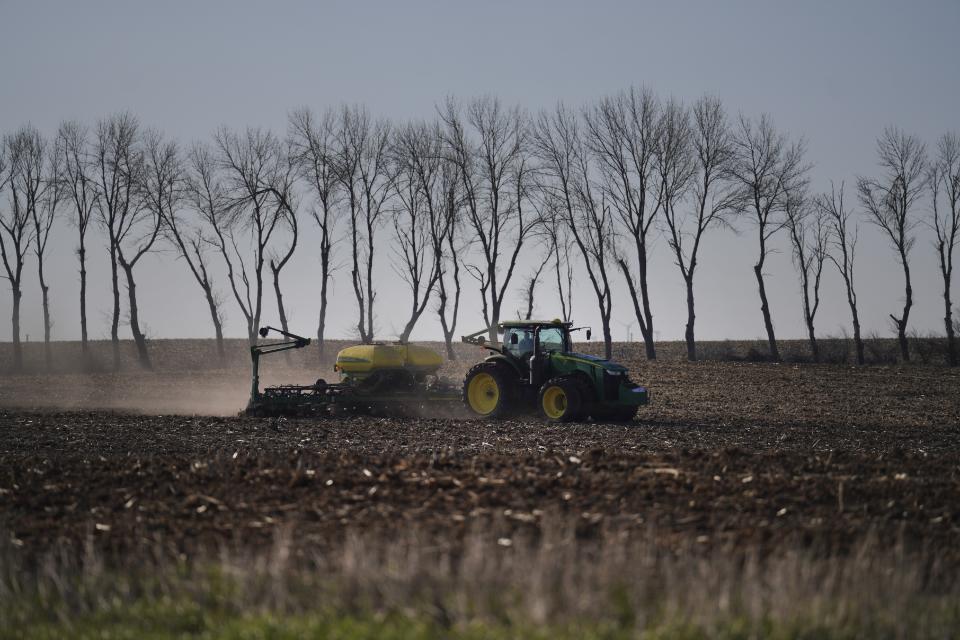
left=461, top=320, right=647, bottom=422
left=500, top=321, right=573, bottom=367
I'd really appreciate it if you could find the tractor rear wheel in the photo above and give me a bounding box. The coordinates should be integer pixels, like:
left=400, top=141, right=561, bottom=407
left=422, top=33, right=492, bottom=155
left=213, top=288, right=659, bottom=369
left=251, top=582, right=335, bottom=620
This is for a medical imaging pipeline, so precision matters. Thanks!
left=538, top=377, right=583, bottom=422
left=463, top=362, right=515, bottom=418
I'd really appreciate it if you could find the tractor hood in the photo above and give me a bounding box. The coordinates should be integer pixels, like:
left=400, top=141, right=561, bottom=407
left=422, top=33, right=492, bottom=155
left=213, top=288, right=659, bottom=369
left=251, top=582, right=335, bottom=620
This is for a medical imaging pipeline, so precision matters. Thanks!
left=554, top=352, right=629, bottom=373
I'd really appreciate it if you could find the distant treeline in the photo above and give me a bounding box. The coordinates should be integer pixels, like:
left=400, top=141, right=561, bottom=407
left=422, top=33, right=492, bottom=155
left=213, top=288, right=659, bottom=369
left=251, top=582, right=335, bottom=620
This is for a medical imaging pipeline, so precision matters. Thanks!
left=1, top=89, right=957, bottom=371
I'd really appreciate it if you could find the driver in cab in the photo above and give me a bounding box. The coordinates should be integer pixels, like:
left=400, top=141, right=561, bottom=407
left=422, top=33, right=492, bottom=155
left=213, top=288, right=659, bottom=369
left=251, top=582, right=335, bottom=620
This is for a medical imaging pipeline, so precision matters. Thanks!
left=505, top=328, right=535, bottom=360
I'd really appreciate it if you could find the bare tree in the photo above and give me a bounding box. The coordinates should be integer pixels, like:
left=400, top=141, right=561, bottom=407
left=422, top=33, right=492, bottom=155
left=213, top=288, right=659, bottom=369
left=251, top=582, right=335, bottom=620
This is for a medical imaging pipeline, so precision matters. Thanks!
left=0, top=131, right=36, bottom=372
left=334, top=106, right=393, bottom=342
left=147, top=134, right=226, bottom=360
left=929, top=132, right=960, bottom=366
left=188, top=143, right=242, bottom=347
left=584, top=87, right=661, bottom=359
left=114, top=129, right=160, bottom=370
left=519, top=240, right=552, bottom=321
left=214, top=127, right=288, bottom=345
left=32, top=131, right=65, bottom=369
left=58, top=121, right=99, bottom=357
left=288, top=107, right=341, bottom=358
left=267, top=147, right=299, bottom=341
left=547, top=210, right=574, bottom=323
left=94, top=112, right=142, bottom=369
left=6, top=127, right=56, bottom=368
left=857, top=127, right=927, bottom=362
left=817, top=183, right=864, bottom=365
left=441, top=96, right=537, bottom=343
left=785, top=188, right=828, bottom=362
left=533, top=103, right=617, bottom=359
left=390, top=121, right=446, bottom=342
left=429, top=128, right=465, bottom=359
left=662, top=96, right=736, bottom=361
left=729, top=114, right=810, bottom=362
left=652, top=100, right=699, bottom=357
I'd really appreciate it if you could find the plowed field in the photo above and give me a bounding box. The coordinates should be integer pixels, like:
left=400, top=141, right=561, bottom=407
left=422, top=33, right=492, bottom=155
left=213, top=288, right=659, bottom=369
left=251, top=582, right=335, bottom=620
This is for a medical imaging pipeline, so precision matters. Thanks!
left=2, top=340, right=958, bottom=565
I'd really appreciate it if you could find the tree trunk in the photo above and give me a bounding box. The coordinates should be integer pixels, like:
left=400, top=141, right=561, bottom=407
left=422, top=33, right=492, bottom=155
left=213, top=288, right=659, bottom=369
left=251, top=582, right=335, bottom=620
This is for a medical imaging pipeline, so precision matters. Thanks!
left=109, top=242, right=121, bottom=370
left=365, top=226, right=375, bottom=342
left=841, top=276, right=865, bottom=366
left=271, top=270, right=288, bottom=334
left=121, top=263, right=152, bottom=370
left=524, top=276, right=536, bottom=320
left=897, top=252, right=912, bottom=362
left=349, top=204, right=367, bottom=343
left=852, top=314, right=865, bottom=366
left=437, top=269, right=460, bottom=361
left=554, top=250, right=565, bottom=323
left=79, top=242, right=89, bottom=356
left=754, top=261, right=781, bottom=362
left=437, top=280, right=453, bottom=360
left=399, top=317, right=418, bottom=344
left=684, top=275, right=697, bottom=362
left=202, top=285, right=225, bottom=361
left=440, top=322, right=456, bottom=360
left=945, top=292, right=957, bottom=368
left=271, top=262, right=292, bottom=365
left=39, top=260, right=51, bottom=371
left=619, top=260, right=656, bottom=360
left=352, top=264, right=366, bottom=342
left=806, top=320, right=820, bottom=363
left=896, top=320, right=909, bottom=362
left=194, top=259, right=224, bottom=362
left=637, top=245, right=656, bottom=360
left=601, top=313, right=613, bottom=361
left=800, top=272, right=819, bottom=363
left=251, top=260, right=264, bottom=346
left=11, top=288, right=22, bottom=372
left=488, top=304, right=500, bottom=345
left=317, top=274, right=329, bottom=361
left=245, top=313, right=256, bottom=347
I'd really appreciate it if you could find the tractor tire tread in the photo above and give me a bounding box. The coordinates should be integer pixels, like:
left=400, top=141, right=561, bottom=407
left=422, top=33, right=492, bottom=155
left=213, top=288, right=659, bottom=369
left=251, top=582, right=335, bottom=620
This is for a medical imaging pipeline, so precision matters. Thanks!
left=462, top=361, right=517, bottom=418
left=538, top=375, right=583, bottom=423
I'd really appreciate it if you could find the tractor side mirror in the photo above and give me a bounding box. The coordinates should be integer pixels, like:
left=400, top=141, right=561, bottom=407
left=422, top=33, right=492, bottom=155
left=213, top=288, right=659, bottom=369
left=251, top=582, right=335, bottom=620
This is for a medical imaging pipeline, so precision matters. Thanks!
left=258, top=327, right=269, bottom=338
left=510, top=333, right=519, bottom=345
left=586, top=329, right=592, bottom=341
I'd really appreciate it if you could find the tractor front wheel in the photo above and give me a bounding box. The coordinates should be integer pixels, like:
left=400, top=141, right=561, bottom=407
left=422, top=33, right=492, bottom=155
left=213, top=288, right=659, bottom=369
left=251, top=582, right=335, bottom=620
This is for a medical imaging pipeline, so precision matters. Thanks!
left=463, top=362, right=515, bottom=418
left=538, top=377, right=583, bottom=422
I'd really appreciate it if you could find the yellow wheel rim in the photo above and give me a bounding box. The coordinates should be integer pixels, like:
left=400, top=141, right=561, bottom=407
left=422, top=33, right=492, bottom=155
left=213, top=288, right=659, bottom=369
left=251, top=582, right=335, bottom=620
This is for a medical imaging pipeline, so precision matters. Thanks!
left=467, top=372, right=500, bottom=415
left=542, top=386, right=567, bottom=419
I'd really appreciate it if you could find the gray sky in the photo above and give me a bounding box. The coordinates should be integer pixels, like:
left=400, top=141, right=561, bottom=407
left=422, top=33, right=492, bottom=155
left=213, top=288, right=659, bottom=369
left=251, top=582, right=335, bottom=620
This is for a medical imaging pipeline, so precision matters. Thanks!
left=1, top=0, right=958, bottom=344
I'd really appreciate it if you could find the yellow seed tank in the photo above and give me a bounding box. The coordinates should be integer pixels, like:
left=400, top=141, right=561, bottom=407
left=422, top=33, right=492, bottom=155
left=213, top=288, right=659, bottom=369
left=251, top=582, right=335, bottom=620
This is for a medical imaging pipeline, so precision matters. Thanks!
left=334, top=344, right=443, bottom=379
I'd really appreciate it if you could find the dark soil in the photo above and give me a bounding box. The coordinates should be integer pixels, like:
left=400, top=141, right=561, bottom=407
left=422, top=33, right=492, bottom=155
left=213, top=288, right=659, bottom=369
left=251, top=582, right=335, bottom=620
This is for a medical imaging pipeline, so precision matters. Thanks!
left=1, top=340, right=958, bottom=565
left=2, top=408, right=958, bottom=564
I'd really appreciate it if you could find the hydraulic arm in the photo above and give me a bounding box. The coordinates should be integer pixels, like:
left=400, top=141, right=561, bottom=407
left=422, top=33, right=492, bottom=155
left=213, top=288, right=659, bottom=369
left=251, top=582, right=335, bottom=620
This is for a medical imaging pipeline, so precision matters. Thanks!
left=248, top=326, right=311, bottom=410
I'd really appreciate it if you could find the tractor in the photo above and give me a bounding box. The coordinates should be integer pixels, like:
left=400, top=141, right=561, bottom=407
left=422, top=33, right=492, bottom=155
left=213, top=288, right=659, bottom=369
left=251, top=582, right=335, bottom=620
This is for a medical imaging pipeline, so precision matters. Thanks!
left=461, top=320, right=649, bottom=422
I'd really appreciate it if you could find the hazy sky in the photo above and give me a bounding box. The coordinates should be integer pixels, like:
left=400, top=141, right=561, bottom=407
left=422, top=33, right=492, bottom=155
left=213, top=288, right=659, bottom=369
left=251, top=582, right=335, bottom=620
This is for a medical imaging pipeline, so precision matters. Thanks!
left=1, top=0, right=958, bottom=345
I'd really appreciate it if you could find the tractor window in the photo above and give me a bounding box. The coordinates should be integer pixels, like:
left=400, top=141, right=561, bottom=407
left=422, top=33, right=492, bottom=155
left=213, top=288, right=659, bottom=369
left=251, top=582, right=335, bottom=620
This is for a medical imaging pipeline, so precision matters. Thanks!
left=538, top=327, right=566, bottom=353
left=503, top=328, right=535, bottom=360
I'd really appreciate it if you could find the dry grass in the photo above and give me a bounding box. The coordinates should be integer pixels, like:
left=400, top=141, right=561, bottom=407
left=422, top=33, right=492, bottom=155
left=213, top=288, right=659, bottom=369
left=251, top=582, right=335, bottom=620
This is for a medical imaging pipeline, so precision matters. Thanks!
left=2, top=521, right=957, bottom=638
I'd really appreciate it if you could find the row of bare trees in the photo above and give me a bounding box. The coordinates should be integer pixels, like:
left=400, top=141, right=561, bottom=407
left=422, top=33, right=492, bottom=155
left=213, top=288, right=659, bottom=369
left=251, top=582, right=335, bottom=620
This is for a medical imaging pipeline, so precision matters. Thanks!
left=1, top=91, right=958, bottom=371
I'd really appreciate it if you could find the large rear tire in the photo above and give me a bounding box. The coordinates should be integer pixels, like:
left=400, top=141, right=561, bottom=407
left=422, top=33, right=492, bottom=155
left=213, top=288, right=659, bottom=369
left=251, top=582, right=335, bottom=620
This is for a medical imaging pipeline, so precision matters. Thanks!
left=538, top=377, right=583, bottom=423
left=462, top=362, right=515, bottom=418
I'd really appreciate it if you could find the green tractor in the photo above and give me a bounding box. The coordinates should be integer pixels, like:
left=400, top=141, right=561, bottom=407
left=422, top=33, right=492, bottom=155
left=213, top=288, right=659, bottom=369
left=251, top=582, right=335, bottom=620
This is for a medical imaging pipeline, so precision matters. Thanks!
left=461, top=320, right=649, bottom=422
